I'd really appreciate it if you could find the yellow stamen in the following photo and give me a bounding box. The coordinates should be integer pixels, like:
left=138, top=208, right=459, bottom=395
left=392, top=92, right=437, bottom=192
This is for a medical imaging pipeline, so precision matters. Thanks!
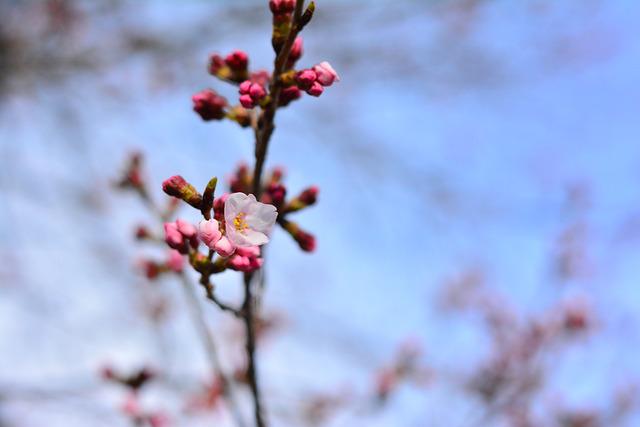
left=233, top=212, right=249, bottom=233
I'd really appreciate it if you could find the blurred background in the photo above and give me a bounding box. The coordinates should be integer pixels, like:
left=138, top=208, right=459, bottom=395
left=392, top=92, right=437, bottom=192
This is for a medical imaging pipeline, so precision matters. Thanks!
left=1, top=0, right=640, bottom=426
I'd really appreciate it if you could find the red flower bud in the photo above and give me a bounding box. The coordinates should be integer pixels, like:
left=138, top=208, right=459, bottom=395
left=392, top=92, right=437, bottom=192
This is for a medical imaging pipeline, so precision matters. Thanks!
left=135, top=225, right=150, bottom=240
left=307, top=81, right=324, bottom=97
left=192, top=89, right=227, bottom=121
left=295, top=69, right=317, bottom=90
left=225, top=50, right=249, bottom=72
left=269, top=0, right=295, bottom=14
left=279, top=85, right=302, bottom=106
left=162, top=175, right=202, bottom=209
left=298, top=186, right=318, bottom=205
left=207, top=54, right=225, bottom=76
left=287, top=37, right=304, bottom=68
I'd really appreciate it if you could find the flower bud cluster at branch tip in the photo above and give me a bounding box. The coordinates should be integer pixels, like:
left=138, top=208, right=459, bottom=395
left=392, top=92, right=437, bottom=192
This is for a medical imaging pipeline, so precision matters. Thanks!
left=164, top=219, right=199, bottom=254
left=226, top=164, right=318, bottom=252
left=239, top=80, right=267, bottom=109
left=270, top=0, right=296, bottom=52
left=295, top=62, right=340, bottom=97
left=208, top=50, right=249, bottom=83
left=192, top=89, right=227, bottom=121
left=138, top=254, right=181, bottom=279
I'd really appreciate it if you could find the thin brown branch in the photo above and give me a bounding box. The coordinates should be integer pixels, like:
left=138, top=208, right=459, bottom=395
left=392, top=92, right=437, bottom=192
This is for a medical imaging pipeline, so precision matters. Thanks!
left=242, top=272, right=265, bottom=427
left=179, top=273, right=247, bottom=427
left=252, top=0, right=307, bottom=197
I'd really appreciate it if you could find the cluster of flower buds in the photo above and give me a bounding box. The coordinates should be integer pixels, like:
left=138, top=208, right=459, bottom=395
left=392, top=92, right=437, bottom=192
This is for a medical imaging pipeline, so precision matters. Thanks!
left=295, top=61, right=340, bottom=97
left=238, top=80, right=267, bottom=109
left=269, top=0, right=297, bottom=52
left=161, top=175, right=278, bottom=274
left=138, top=250, right=184, bottom=280
left=164, top=219, right=199, bottom=254
left=193, top=9, right=338, bottom=123
left=192, top=89, right=228, bottom=121
left=228, top=164, right=319, bottom=252
left=208, top=50, right=249, bottom=83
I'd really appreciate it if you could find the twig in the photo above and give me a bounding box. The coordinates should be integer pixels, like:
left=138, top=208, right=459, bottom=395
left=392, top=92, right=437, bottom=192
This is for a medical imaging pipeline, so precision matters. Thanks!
left=179, top=273, right=247, bottom=427
left=243, top=3, right=307, bottom=427
left=243, top=272, right=264, bottom=427
left=252, top=0, right=307, bottom=197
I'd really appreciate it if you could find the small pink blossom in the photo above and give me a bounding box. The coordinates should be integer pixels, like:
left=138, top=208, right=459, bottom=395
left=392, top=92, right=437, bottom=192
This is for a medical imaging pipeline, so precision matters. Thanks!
left=215, top=236, right=235, bottom=257
left=224, top=193, right=277, bottom=247
left=313, top=61, right=340, bottom=86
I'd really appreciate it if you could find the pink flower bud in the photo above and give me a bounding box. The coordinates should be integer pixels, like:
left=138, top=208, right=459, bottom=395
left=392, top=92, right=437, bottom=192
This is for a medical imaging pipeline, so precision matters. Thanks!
left=262, top=183, right=286, bottom=207
left=238, top=81, right=267, bottom=108
left=214, top=236, right=235, bottom=257
left=162, top=175, right=187, bottom=197
left=307, top=81, right=324, bottom=97
left=239, top=80, right=252, bottom=94
left=239, top=94, right=255, bottom=109
left=192, top=89, right=227, bottom=121
left=249, top=83, right=266, bottom=99
left=236, top=246, right=261, bottom=258
left=224, top=50, right=249, bottom=71
left=162, top=175, right=202, bottom=209
left=135, top=225, right=150, bottom=240
left=198, top=219, right=222, bottom=248
left=207, top=54, right=225, bottom=76
left=213, top=193, right=229, bottom=222
left=295, top=69, right=317, bottom=89
left=176, top=219, right=197, bottom=238
left=166, top=250, right=184, bottom=273
left=250, top=69, right=271, bottom=86
left=313, top=61, right=340, bottom=86
left=296, top=230, right=316, bottom=252
left=279, top=85, right=301, bottom=106
left=269, top=0, right=295, bottom=14
left=299, top=186, right=319, bottom=205
left=139, top=259, right=161, bottom=280
left=287, top=37, right=304, bottom=66
left=164, top=222, right=184, bottom=249
left=228, top=255, right=251, bottom=271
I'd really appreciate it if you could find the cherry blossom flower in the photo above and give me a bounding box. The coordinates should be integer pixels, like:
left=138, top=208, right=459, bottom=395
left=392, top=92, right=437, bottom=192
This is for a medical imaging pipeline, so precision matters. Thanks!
left=313, top=61, right=340, bottom=86
left=224, top=193, right=277, bottom=247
